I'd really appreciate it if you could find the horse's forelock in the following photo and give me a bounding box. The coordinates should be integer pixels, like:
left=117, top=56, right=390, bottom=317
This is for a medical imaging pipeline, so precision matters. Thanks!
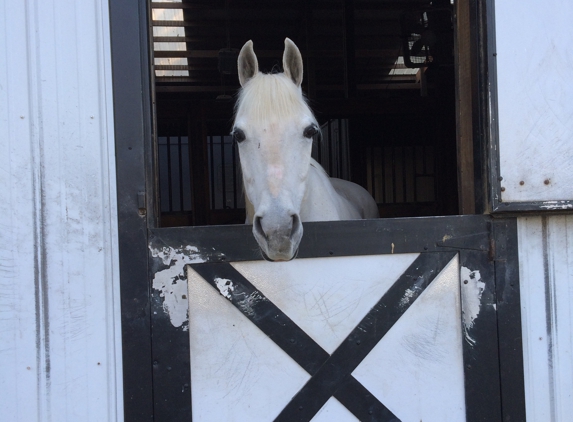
left=234, top=73, right=316, bottom=126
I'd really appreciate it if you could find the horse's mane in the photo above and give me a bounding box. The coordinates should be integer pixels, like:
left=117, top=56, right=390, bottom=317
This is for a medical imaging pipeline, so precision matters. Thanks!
left=234, top=73, right=317, bottom=126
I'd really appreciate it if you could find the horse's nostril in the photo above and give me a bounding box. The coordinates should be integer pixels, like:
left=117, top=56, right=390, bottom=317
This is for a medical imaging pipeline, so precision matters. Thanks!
left=290, top=214, right=301, bottom=240
left=254, top=216, right=266, bottom=240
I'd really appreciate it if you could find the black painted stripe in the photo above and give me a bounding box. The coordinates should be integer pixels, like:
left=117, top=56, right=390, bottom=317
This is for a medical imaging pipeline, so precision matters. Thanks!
left=275, top=251, right=457, bottom=421
left=191, top=252, right=456, bottom=421
left=334, top=375, right=401, bottom=422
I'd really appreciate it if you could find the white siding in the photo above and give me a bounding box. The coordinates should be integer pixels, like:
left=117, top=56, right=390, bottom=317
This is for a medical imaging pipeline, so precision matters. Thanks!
left=518, top=216, right=573, bottom=421
left=0, top=1, right=122, bottom=421
left=495, top=0, right=573, bottom=204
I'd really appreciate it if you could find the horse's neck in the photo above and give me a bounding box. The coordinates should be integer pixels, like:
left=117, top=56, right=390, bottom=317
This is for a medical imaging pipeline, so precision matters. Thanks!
left=309, top=158, right=329, bottom=178
left=301, top=160, right=360, bottom=221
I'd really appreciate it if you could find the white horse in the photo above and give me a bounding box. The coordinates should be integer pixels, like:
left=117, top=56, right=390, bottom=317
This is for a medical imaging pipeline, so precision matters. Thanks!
left=233, top=38, right=379, bottom=261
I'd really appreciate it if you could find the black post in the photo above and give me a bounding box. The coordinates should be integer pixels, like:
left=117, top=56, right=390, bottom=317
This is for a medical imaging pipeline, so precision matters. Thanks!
left=108, top=0, right=154, bottom=419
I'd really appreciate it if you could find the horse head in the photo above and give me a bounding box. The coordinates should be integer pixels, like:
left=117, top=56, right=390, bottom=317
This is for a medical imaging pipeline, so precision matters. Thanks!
left=233, top=38, right=318, bottom=261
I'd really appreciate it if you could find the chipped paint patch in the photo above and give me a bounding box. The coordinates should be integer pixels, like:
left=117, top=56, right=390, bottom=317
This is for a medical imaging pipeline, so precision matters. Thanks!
left=461, top=266, right=485, bottom=346
left=237, top=291, right=267, bottom=318
left=399, top=288, right=415, bottom=308
left=540, top=201, right=573, bottom=210
left=214, top=278, right=235, bottom=300
left=398, top=277, right=425, bottom=309
left=150, top=245, right=206, bottom=328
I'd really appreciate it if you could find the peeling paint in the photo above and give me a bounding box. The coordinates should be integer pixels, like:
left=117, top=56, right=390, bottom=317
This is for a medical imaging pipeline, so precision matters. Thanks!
left=398, top=277, right=425, bottom=309
left=540, top=201, right=573, bottom=210
left=399, top=288, right=415, bottom=308
left=237, top=291, right=267, bottom=318
left=214, top=278, right=235, bottom=300
left=150, top=245, right=206, bottom=328
left=461, top=266, right=485, bottom=346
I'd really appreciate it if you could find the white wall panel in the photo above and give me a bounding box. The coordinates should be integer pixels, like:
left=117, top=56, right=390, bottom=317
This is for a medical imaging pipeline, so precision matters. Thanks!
left=353, top=255, right=466, bottom=422
left=518, top=216, right=573, bottom=421
left=495, top=0, right=573, bottom=204
left=0, top=1, right=122, bottom=421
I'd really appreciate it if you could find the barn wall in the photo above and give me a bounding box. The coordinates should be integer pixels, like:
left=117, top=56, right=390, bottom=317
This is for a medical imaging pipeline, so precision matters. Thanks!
left=0, top=1, right=122, bottom=421
left=518, top=216, right=573, bottom=421
left=495, top=0, right=573, bottom=205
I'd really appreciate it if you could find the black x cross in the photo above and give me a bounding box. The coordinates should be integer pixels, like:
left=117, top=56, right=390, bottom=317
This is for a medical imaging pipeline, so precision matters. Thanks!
left=190, top=251, right=456, bottom=422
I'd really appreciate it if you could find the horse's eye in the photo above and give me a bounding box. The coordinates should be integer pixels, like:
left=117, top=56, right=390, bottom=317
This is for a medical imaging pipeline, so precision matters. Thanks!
left=232, top=128, right=246, bottom=143
left=303, top=125, right=318, bottom=139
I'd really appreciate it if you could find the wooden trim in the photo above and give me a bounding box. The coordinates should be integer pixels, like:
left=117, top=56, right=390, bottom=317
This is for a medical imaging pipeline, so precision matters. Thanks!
left=454, top=0, right=476, bottom=214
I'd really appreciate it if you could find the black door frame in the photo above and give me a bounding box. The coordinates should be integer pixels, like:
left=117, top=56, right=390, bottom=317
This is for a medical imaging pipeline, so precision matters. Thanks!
left=108, top=1, right=525, bottom=420
left=109, top=0, right=155, bottom=420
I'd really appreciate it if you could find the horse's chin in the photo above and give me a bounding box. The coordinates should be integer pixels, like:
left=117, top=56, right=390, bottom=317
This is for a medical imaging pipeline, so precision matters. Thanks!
left=260, top=246, right=299, bottom=262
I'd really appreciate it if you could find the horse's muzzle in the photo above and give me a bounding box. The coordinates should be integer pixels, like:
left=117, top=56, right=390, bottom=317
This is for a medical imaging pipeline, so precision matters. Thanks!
left=253, top=212, right=303, bottom=261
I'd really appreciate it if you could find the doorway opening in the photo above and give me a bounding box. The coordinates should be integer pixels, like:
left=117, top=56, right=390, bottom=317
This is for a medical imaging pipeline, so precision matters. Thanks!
left=150, top=0, right=476, bottom=227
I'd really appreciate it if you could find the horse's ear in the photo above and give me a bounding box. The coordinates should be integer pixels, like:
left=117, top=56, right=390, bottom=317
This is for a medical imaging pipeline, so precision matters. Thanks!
left=283, top=38, right=303, bottom=87
left=238, top=40, right=258, bottom=86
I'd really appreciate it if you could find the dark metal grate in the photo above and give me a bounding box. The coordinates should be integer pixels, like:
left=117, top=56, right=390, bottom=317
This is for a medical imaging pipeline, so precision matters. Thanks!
left=207, top=135, right=243, bottom=210
left=366, top=145, right=435, bottom=204
left=158, top=135, right=193, bottom=213
left=313, top=119, right=351, bottom=180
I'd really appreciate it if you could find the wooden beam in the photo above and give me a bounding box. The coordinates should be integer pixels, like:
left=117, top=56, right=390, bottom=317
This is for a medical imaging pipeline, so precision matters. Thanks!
left=343, top=0, right=357, bottom=98
left=154, top=75, right=416, bottom=83
left=305, top=1, right=317, bottom=99
left=152, top=49, right=401, bottom=59
left=154, top=83, right=421, bottom=93
left=151, top=2, right=208, bottom=9
left=153, top=62, right=413, bottom=71
left=454, top=0, right=475, bottom=214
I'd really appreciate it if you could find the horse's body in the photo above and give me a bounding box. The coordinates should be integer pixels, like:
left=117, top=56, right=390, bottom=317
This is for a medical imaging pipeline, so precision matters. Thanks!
left=234, top=38, right=378, bottom=261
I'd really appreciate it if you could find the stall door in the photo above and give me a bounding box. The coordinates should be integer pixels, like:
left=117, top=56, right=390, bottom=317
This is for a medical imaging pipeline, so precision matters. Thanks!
left=148, top=215, right=524, bottom=422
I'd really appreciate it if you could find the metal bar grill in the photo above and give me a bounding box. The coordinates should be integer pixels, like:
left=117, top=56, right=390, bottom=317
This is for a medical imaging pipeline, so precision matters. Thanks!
left=402, top=146, right=407, bottom=203
left=209, top=135, right=216, bottom=210
left=178, top=136, right=184, bottom=209
left=382, top=146, right=387, bottom=202
left=327, top=121, right=333, bottom=175
left=158, top=133, right=193, bottom=214
left=206, top=134, right=243, bottom=211
left=166, top=137, right=173, bottom=211
left=220, top=135, right=227, bottom=208
left=366, top=145, right=436, bottom=204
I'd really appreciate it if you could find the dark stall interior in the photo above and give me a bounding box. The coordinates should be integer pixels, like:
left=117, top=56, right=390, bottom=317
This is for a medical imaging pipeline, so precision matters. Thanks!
left=150, top=0, right=462, bottom=227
